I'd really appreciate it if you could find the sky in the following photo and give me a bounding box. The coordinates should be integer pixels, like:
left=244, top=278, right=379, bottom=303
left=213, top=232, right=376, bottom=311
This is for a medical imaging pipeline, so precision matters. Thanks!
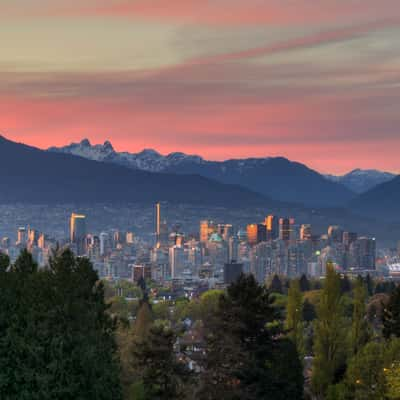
left=1, top=0, right=400, bottom=174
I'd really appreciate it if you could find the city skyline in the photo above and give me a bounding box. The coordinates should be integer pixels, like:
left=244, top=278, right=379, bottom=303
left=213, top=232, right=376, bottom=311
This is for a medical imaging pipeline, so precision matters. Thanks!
left=1, top=1, right=400, bottom=173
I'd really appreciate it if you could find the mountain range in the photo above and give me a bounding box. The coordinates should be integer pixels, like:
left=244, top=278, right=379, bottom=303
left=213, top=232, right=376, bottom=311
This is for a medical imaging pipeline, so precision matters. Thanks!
left=0, top=136, right=269, bottom=206
left=49, top=139, right=397, bottom=207
left=325, top=169, right=396, bottom=194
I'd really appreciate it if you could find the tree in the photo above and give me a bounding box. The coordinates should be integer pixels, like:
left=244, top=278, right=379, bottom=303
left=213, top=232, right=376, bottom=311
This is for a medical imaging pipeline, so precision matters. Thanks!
left=299, top=274, right=311, bottom=292
left=312, top=262, right=348, bottom=398
left=351, top=277, right=370, bottom=355
left=0, top=248, right=122, bottom=399
left=199, top=274, right=303, bottom=399
left=270, top=274, right=283, bottom=294
left=132, top=324, right=191, bottom=400
left=134, top=299, right=153, bottom=342
left=344, top=342, right=387, bottom=400
left=303, top=299, right=317, bottom=322
left=0, top=252, right=9, bottom=272
left=340, top=275, right=352, bottom=294
left=286, top=279, right=304, bottom=357
left=383, top=285, right=400, bottom=339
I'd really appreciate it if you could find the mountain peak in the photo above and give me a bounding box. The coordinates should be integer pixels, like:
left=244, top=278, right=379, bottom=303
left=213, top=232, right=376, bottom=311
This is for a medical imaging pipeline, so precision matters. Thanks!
left=103, top=140, right=114, bottom=151
left=80, top=138, right=91, bottom=147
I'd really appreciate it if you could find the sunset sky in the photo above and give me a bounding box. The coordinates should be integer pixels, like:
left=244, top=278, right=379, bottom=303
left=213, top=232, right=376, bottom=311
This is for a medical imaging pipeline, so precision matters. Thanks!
left=1, top=0, right=399, bottom=174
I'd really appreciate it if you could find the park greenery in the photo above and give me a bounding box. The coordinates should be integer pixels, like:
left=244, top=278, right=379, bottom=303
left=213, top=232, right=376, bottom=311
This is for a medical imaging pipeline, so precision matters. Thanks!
left=0, top=250, right=400, bottom=399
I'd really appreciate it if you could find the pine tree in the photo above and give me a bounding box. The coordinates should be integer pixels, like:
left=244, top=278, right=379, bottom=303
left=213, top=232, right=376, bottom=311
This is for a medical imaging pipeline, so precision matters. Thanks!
left=312, top=262, right=347, bottom=398
left=0, top=252, right=9, bottom=272
left=199, top=274, right=303, bottom=399
left=0, top=248, right=122, bottom=399
left=270, top=274, right=283, bottom=294
left=132, top=324, right=191, bottom=400
left=299, top=274, right=311, bottom=292
left=286, top=279, right=304, bottom=357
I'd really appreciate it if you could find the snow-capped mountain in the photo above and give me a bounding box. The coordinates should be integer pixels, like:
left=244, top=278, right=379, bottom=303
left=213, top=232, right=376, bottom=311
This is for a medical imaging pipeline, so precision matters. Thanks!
left=48, top=139, right=204, bottom=172
left=325, top=169, right=396, bottom=194
left=48, top=139, right=355, bottom=207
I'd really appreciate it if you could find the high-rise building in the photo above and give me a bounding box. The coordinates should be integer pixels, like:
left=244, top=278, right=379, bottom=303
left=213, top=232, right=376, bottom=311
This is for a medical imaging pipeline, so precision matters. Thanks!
left=343, top=232, right=358, bottom=249
left=349, top=237, right=376, bottom=269
left=169, top=245, right=185, bottom=278
left=200, top=220, right=216, bottom=243
left=300, top=224, right=312, bottom=241
left=16, top=227, right=27, bottom=246
left=279, top=218, right=293, bottom=241
left=265, top=215, right=279, bottom=240
left=247, top=224, right=267, bottom=246
left=70, top=213, right=86, bottom=255
left=224, top=262, right=243, bottom=284
left=328, top=226, right=343, bottom=244
left=155, top=202, right=161, bottom=245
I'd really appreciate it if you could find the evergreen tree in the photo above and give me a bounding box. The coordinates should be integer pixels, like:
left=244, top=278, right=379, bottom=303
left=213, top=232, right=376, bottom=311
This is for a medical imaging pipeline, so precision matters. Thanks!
left=312, top=262, right=347, bottom=398
left=270, top=274, right=283, bottom=294
left=132, top=324, right=191, bottom=400
left=286, top=279, right=304, bottom=357
left=0, top=252, right=9, bottom=272
left=200, top=274, right=303, bottom=399
left=303, top=299, right=317, bottom=322
left=365, top=274, right=374, bottom=296
left=383, top=285, right=400, bottom=339
left=351, top=277, right=370, bottom=355
left=0, top=248, right=122, bottom=399
left=299, top=274, right=311, bottom=292
left=340, top=275, right=352, bottom=294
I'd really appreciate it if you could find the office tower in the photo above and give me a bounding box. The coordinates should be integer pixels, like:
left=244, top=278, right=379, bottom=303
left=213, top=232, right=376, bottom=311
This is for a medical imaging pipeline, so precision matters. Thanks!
left=155, top=202, right=161, bottom=245
left=1, top=237, right=10, bottom=249
left=300, top=224, right=312, bottom=241
left=224, top=262, right=243, bottom=284
left=200, top=220, right=216, bottom=243
left=398, top=240, right=400, bottom=257
left=169, top=245, right=185, bottom=278
left=228, top=235, right=239, bottom=262
left=279, top=218, right=293, bottom=241
left=217, top=224, right=233, bottom=241
left=328, top=225, right=343, bottom=244
left=99, top=232, right=109, bottom=256
left=265, top=215, right=279, bottom=240
left=159, top=221, right=169, bottom=247
left=70, top=213, right=86, bottom=256
left=343, top=232, right=358, bottom=249
left=349, top=237, right=376, bottom=269
left=247, top=224, right=267, bottom=246
left=17, top=227, right=27, bottom=246
left=126, top=231, right=135, bottom=244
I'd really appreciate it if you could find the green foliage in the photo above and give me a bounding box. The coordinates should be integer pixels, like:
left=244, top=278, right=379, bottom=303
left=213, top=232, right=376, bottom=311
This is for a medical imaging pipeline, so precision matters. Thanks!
left=383, top=285, right=400, bottom=339
left=132, top=324, right=191, bottom=400
left=199, top=273, right=303, bottom=400
left=134, top=300, right=153, bottom=343
left=299, top=274, right=311, bottom=292
left=345, top=341, right=387, bottom=400
left=351, top=277, right=370, bottom=355
left=270, top=274, right=284, bottom=294
left=386, top=361, right=400, bottom=399
left=0, top=248, right=122, bottom=399
left=286, top=279, right=304, bottom=357
left=312, top=263, right=348, bottom=398
left=0, top=252, right=10, bottom=272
